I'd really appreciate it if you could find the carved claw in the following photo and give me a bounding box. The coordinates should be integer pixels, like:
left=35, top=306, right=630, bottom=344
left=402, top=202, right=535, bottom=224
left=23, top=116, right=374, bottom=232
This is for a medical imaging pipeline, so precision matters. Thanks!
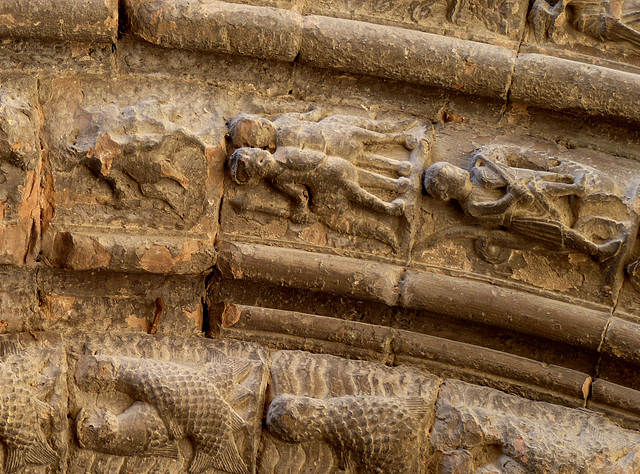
left=596, top=238, right=623, bottom=263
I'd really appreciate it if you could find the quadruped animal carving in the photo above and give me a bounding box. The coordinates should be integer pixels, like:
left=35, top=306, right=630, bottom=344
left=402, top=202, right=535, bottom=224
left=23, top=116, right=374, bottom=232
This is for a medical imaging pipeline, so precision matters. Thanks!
left=266, top=394, right=430, bottom=473
left=75, top=352, right=254, bottom=474
left=0, top=342, right=58, bottom=473
left=422, top=145, right=633, bottom=264
left=227, top=110, right=426, bottom=249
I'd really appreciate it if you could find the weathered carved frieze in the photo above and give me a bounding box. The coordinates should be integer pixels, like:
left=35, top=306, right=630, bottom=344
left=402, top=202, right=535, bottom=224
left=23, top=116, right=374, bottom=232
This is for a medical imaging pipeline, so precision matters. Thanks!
left=262, top=350, right=439, bottom=473
left=0, top=335, right=67, bottom=473
left=222, top=109, right=430, bottom=255
left=41, top=78, right=226, bottom=274
left=432, top=379, right=640, bottom=472
left=70, top=335, right=267, bottom=473
left=1, top=0, right=640, bottom=470
left=416, top=136, right=640, bottom=304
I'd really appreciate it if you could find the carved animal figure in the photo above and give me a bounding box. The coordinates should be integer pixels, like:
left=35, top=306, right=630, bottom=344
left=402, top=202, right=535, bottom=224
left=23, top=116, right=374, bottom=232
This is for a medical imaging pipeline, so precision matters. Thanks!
left=266, top=394, right=430, bottom=473
left=77, top=402, right=180, bottom=460
left=75, top=353, right=252, bottom=474
left=423, top=145, right=627, bottom=262
left=0, top=343, right=58, bottom=473
left=72, top=99, right=209, bottom=227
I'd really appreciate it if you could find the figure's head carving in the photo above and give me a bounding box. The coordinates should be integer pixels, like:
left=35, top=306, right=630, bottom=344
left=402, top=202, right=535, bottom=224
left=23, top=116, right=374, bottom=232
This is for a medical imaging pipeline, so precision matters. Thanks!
left=423, top=162, right=472, bottom=202
left=266, top=394, right=322, bottom=443
left=227, top=114, right=277, bottom=150
left=228, top=148, right=277, bottom=185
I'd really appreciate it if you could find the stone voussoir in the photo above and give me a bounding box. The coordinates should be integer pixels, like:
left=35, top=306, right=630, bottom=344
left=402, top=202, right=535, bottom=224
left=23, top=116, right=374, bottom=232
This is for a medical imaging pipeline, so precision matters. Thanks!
left=0, top=0, right=118, bottom=43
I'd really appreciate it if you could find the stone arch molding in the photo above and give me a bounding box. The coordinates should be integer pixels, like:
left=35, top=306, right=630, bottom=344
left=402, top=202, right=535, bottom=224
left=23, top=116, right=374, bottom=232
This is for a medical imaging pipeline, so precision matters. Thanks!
left=0, top=0, right=640, bottom=472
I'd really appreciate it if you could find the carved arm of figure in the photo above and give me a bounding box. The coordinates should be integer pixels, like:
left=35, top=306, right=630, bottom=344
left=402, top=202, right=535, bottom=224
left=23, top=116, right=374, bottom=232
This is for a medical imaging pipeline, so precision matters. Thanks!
left=464, top=182, right=533, bottom=218
left=277, top=107, right=325, bottom=123
left=271, top=176, right=313, bottom=224
left=475, top=145, right=561, bottom=172
left=270, top=148, right=327, bottom=223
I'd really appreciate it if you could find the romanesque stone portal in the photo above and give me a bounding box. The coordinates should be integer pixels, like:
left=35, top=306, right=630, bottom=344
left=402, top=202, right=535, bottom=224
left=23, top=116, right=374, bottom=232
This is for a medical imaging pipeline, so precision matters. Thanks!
left=1, top=0, right=640, bottom=472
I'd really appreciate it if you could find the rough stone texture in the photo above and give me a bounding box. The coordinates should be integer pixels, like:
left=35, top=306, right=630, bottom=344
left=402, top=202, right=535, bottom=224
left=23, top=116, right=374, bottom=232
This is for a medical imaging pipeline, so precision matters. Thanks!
left=69, top=334, right=268, bottom=474
left=41, top=76, right=224, bottom=274
left=511, top=53, right=640, bottom=126
left=126, top=0, right=303, bottom=60
left=0, top=0, right=118, bottom=43
left=0, top=266, right=38, bottom=334
left=262, top=350, right=440, bottom=473
left=431, top=379, right=640, bottom=473
left=0, top=76, right=41, bottom=266
left=37, top=269, right=206, bottom=334
left=0, top=0, right=638, bottom=471
left=299, top=15, right=516, bottom=99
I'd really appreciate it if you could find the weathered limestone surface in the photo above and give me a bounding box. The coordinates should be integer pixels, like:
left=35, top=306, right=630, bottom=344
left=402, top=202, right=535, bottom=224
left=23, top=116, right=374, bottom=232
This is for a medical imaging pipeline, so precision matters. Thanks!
left=263, top=351, right=439, bottom=473
left=0, top=0, right=638, bottom=472
left=0, top=0, right=118, bottom=43
left=432, top=379, right=640, bottom=473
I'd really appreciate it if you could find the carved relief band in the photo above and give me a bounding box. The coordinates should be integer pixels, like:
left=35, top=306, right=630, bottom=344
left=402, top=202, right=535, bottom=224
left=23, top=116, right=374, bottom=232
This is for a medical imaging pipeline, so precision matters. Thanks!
left=1, top=0, right=640, bottom=472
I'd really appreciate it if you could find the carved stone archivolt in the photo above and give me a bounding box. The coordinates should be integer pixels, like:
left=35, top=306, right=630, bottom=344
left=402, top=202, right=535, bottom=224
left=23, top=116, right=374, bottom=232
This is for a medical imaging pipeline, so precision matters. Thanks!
left=2, top=0, right=640, bottom=472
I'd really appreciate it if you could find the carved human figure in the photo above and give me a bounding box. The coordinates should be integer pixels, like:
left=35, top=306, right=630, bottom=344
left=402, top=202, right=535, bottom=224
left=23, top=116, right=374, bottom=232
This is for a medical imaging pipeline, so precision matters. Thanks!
left=0, top=343, right=58, bottom=473
left=266, top=394, right=429, bottom=473
left=423, top=145, right=625, bottom=262
left=229, top=146, right=408, bottom=248
left=227, top=109, right=415, bottom=180
left=75, top=353, right=253, bottom=474
left=530, top=0, right=640, bottom=47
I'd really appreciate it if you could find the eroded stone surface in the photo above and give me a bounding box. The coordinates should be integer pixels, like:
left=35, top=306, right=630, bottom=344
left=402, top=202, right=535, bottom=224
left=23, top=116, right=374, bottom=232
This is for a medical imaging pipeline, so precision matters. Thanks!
left=41, top=77, right=225, bottom=274
left=0, top=334, right=68, bottom=474
left=261, top=350, right=439, bottom=473
left=431, top=379, right=640, bottom=473
left=69, top=334, right=268, bottom=474
left=0, top=77, right=41, bottom=266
